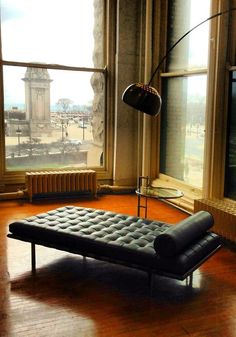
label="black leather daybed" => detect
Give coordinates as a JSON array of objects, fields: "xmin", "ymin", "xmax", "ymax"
[{"xmin": 7, "ymin": 206, "xmax": 221, "ymax": 289}]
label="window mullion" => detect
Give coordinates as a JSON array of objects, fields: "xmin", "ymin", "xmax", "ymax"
[
  {"xmin": 1, "ymin": 60, "xmax": 106, "ymax": 74},
  {"xmin": 160, "ymin": 68, "xmax": 207, "ymax": 78}
]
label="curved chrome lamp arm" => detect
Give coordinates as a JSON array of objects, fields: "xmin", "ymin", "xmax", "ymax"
[{"xmin": 122, "ymin": 7, "xmax": 236, "ymax": 116}]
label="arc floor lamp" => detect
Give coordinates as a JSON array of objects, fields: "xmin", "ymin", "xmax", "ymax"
[{"xmin": 122, "ymin": 7, "xmax": 236, "ymax": 117}]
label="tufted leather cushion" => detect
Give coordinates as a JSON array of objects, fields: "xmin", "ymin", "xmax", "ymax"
[
  {"xmin": 9, "ymin": 206, "xmax": 168, "ymax": 257},
  {"xmin": 8, "ymin": 206, "xmax": 221, "ymax": 278},
  {"xmin": 153, "ymin": 211, "xmax": 214, "ymax": 257}
]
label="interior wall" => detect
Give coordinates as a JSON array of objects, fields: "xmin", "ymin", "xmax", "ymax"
[{"xmin": 113, "ymin": 0, "xmax": 143, "ymax": 187}]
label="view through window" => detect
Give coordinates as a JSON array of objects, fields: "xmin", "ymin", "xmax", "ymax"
[
  {"xmin": 160, "ymin": 0, "xmax": 210, "ymax": 188},
  {"xmin": 1, "ymin": 0, "xmax": 105, "ymax": 171}
]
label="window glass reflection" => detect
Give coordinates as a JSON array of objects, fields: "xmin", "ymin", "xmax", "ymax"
[
  {"xmin": 160, "ymin": 75, "xmax": 207, "ymax": 188},
  {"xmin": 167, "ymin": 0, "xmax": 210, "ymax": 71}
]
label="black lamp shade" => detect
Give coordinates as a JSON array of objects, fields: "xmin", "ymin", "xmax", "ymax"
[{"xmin": 122, "ymin": 83, "xmax": 162, "ymax": 116}]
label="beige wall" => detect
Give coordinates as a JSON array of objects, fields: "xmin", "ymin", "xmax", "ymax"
[{"xmin": 112, "ymin": 0, "xmax": 143, "ymax": 186}]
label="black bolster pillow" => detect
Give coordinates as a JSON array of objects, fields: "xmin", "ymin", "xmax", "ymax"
[{"xmin": 154, "ymin": 211, "xmax": 214, "ymax": 257}]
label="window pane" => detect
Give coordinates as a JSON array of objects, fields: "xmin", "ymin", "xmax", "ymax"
[
  {"xmin": 160, "ymin": 75, "xmax": 207, "ymax": 188},
  {"xmin": 167, "ymin": 0, "xmax": 210, "ymax": 71},
  {"xmin": 1, "ymin": 0, "xmax": 104, "ymax": 67},
  {"xmin": 225, "ymin": 71, "xmax": 236, "ymax": 199},
  {"xmin": 4, "ymin": 66, "xmax": 105, "ymax": 171}
]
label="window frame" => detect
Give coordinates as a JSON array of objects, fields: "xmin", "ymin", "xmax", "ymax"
[
  {"xmin": 150, "ymin": 0, "xmax": 212, "ymax": 211},
  {"xmin": 0, "ymin": 0, "xmax": 115, "ymax": 190},
  {"xmin": 153, "ymin": 0, "xmax": 236, "ymax": 211}
]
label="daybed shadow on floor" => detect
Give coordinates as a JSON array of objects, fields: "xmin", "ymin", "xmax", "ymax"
[{"xmin": 10, "ymin": 255, "xmax": 202, "ymax": 304}]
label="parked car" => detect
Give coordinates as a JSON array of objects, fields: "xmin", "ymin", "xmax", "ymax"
[{"xmin": 65, "ymin": 139, "xmax": 82, "ymax": 145}]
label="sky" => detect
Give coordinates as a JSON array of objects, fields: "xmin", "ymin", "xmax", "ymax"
[{"xmin": 1, "ymin": 0, "xmax": 100, "ymax": 107}]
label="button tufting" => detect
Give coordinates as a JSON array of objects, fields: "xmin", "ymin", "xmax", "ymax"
[{"xmin": 8, "ymin": 206, "xmax": 221, "ymax": 277}]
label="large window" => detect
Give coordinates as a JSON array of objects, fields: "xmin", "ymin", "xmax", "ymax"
[
  {"xmin": 160, "ymin": 0, "xmax": 211, "ymax": 188},
  {"xmin": 225, "ymin": 71, "xmax": 236, "ymax": 199},
  {"xmin": 1, "ymin": 0, "xmax": 106, "ymax": 172}
]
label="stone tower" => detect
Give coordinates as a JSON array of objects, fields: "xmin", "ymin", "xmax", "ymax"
[{"xmin": 22, "ymin": 67, "xmax": 52, "ymax": 136}]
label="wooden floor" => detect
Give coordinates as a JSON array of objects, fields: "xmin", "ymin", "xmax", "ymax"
[{"xmin": 1, "ymin": 194, "xmax": 236, "ymax": 337}]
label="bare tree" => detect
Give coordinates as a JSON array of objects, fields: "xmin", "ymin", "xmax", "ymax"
[{"xmin": 56, "ymin": 98, "xmax": 73, "ymax": 113}]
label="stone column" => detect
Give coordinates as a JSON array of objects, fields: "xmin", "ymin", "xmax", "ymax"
[
  {"xmin": 91, "ymin": 0, "xmax": 104, "ymax": 147},
  {"xmin": 113, "ymin": 0, "xmax": 142, "ymax": 186}
]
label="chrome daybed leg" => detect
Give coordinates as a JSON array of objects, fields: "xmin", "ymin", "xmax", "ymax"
[
  {"xmin": 31, "ymin": 243, "xmax": 36, "ymax": 273},
  {"xmin": 82, "ymin": 256, "xmax": 87, "ymax": 268},
  {"xmin": 186, "ymin": 273, "xmax": 193, "ymax": 287}
]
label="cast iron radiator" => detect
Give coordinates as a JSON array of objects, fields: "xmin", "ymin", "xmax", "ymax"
[
  {"xmin": 26, "ymin": 170, "xmax": 97, "ymax": 202},
  {"xmin": 194, "ymin": 198, "xmax": 236, "ymax": 242}
]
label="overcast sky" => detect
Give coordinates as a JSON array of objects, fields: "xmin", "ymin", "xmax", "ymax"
[{"xmin": 1, "ymin": 0, "xmax": 97, "ymax": 107}]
